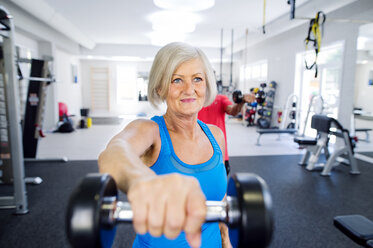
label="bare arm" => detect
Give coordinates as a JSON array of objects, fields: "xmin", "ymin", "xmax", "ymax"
[
  {"xmin": 98, "ymin": 119, "xmax": 158, "ymax": 193},
  {"xmin": 98, "ymin": 119, "xmax": 206, "ymax": 248},
  {"xmin": 225, "ymin": 93, "xmax": 256, "ymax": 116},
  {"xmin": 208, "ymin": 125, "xmax": 232, "ymax": 247}
]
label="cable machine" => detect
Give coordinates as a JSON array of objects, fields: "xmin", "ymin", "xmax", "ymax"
[{"xmin": 0, "ymin": 6, "xmax": 28, "ymax": 214}]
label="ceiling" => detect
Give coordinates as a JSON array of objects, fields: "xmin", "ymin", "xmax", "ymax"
[
  {"xmin": 11, "ymin": 0, "xmax": 314, "ymax": 48},
  {"xmin": 8, "ymin": 0, "xmax": 372, "ymax": 55},
  {"xmin": 40, "ymin": 0, "xmax": 310, "ymax": 48}
]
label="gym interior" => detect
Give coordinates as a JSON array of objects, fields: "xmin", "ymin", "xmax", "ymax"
[{"xmin": 1, "ymin": 0, "xmax": 373, "ymax": 247}]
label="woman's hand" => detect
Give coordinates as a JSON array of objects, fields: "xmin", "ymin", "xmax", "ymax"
[{"xmin": 127, "ymin": 173, "xmax": 207, "ymax": 248}]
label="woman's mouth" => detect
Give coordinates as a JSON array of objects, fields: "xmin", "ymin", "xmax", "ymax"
[{"xmin": 181, "ymin": 98, "xmax": 196, "ymax": 103}]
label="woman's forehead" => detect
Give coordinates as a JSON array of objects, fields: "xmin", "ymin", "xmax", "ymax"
[{"xmin": 174, "ymin": 58, "xmax": 204, "ymax": 73}]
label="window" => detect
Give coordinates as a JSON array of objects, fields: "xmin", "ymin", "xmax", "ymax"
[
  {"xmin": 240, "ymin": 60, "xmax": 268, "ymax": 92},
  {"xmin": 294, "ymin": 41, "xmax": 344, "ymax": 137}
]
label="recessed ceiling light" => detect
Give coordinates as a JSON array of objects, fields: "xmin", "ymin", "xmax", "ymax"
[
  {"xmin": 153, "ymin": 0, "xmax": 215, "ymax": 11},
  {"xmin": 150, "ymin": 11, "xmax": 200, "ymax": 33}
]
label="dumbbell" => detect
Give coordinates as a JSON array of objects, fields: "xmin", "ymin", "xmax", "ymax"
[
  {"xmin": 232, "ymin": 90, "xmax": 243, "ymax": 104},
  {"xmin": 66, "ymin": 173, "xmax": 273, "ymax": 248}
]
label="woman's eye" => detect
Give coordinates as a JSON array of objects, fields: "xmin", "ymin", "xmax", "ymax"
[
  {"xmin": 172, "ymin": 78, "xmax": 182, "ymax": 84},
  {"xmin": 194, "ymin": 77, "xmax": 203, "ymax": 82}
]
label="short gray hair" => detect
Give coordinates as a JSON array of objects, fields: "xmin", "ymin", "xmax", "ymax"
[{"xmin": 148, "ymin": 42, "xmax": 217, "ymax": 107}]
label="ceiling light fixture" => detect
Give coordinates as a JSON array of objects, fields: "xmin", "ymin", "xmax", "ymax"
[
  {"xmin": 153, "ymin": 0, "xmax": 215, "ymax": 12},
  {"xmin": 150, "ymin": 11, "xmax": 200, "ymax": 33}
]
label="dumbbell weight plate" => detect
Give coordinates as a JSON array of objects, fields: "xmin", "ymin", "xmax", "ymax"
[
  {"xmin": 67, "ymin": 173, "xmax": 274, "ymax": 248},
  {"xmin": 227, "ymin": 173, "xmax": 273, "ymax": 248},
  {"xmin": 66, "ymin": 174, "xmax": 117, "ymax": 248},
  {"xmin": 232, "ymin": 90, "xmax": 243, "ymax": 104}
]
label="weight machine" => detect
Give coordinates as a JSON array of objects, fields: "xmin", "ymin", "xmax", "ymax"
[{"xmin": 0, "ymin": 6, "xmax": 28, "ymax": 214}]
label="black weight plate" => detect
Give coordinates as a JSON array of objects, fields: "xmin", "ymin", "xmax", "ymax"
[
  {"xmin": 66, "ymin": 173, "xmax": 118, "ymax": 248},
  {"xmin": 227, "ymin": 173, "xmax": 273, "ymax": 248},
  {"xmin": 257, "ymin": 118, "xmax": 270, "ymax": 129},
  {"xmin": 233, "ymin": 90, "xmax": 243, "ymax": 103}
]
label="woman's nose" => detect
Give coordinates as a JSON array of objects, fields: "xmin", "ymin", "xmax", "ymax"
[{"xmin": 183, "ymin": 80, "xmax": 194, "ymax": 93}]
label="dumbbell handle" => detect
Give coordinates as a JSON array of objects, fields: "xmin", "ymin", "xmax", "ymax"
[{"xmin": 101, "ymin": 196, "xmax": 240, "ymax": 227}]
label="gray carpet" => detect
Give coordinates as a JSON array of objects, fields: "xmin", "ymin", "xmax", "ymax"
[
  {"xmin": 0, "ymin": 155, "xmax": 372, "ymax": 247},
  {"xmin": 357, "ymin": 151, "xmax": 373, "ymax": 158}
]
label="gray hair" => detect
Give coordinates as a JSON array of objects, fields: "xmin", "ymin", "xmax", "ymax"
[{"xmin": 148, "ymin": 42, "xmax": 217, "ymax": 107}]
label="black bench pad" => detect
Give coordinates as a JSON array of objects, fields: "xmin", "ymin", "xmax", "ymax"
[
  {"xmin": 294, "ymin": 137, "xmax": 317, "ymax": 145},
  {"xmin": 256, "ymin": 128, "xmax": 297, "ymax": 134},
  {"xmin": 334, "ymin": 215, "xmax": 373, "ymax": 246},
  {"xmin": 356, "ymin": 128, "xmax": 372, "ymax": 132}
]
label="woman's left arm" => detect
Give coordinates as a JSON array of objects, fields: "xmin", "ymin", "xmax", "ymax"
[
  {"xmin": 208, "ymin": 125, "xmax": 232, "ymax": 248},
  {"xmin": 219, "ymin": 222, "xmax": 232, "ymax": 248}
]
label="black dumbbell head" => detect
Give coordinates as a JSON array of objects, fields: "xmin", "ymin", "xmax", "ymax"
[
  {"xmin": 266, "ymin": 90, "xmax": 274, "ymax": 98},
  {"xmin": 232, "ymin": 90, "xmax": 243, "ymax": 104},
  {"xmin": 269, "ymin": 81, "xmax": 277, "ymax": 89},
  {"xmin": 66, "ymin": 173, "xmax": 118, "ymax": 248},
  {"xmin": 227, "ymin": 173, "xmax": 273, "ymax": 248},
  {"xmin": 257, "ymin": 117, "xmax": 270, "ymax": 129}
]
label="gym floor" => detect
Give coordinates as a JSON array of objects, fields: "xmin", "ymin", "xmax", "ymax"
[
  {"xmin": 1, "ymin": 116, "xmax": 372, "ymax": 248},
  {"xmin": 36, "ymin": 116, "xmax": 373, "ymax": 160}
]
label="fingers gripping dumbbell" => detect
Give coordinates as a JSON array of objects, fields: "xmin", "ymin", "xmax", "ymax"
[{"xmin": 66, "ymin": 173, "xmax": 274, "ymax": 248}]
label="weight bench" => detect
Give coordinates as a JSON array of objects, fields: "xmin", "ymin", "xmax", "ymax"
[
  {"xmin": 355, "ymin": 128, "xmax": 372, "ymax": 143},
  {"xmin": 334, "ymin": 215, "xmax": 373, "ymax": 247},
  {"xmin": 256, "ymin": 128, "xmax": 297, "ymax": 145},
  {"xmin": 294, "ymin": 135, "xmax": 330, "ymax": 166},
  {"xmin": 294, "ymin": 114, "xmax": 360, "ymax": 176}
]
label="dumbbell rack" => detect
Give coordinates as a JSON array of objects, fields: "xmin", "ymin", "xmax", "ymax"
[
  {"xmin": 0, "ymin": 6, "xmax": 29, "ymax": 214},
  {"xmin": 257, "ymin": 82, "xmax": 277, "ymax": 128}
]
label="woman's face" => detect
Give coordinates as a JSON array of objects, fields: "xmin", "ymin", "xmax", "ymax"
[{"xmin": 166, "ymin": 58, "xmax": 207, "ymax": 117}]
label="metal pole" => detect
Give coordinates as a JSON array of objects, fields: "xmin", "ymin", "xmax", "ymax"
[
  {"xmin": 230, "ymin": 29, "xmax": 234, "ymax": 88},
  {"xmin": 220, "ymin": 28, "xmax": 223, "ymax": 82},
  {"xmin": 0, "ymin": 6, "xmax": 28, "ymax": 214}
]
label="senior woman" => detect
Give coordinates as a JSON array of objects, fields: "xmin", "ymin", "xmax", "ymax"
[{"xmin": 98, "ymin": 42, "xmax": 231, "ymax": 248}]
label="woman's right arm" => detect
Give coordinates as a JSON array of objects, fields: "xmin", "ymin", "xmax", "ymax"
[
  {"xmin": 98, "ymin": 119, "xmax": 159, "ymax": 193},
  {"xmin": 97, "ymin": 119, "xmax": 206, "ymax": 248}
]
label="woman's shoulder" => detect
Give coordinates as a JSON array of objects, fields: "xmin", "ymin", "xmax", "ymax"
[
  {"xmin": 125, "ymin": 118, "xmax": 160, "ymax": 133},
  {"xmin": 206, "ymin": 124, "xmax": 224, "ymax": 142}
]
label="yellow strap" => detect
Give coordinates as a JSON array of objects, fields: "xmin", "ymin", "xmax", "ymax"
[{"xmin": 312, "ymin": 12, "xmax": 322, "ymax": 51}]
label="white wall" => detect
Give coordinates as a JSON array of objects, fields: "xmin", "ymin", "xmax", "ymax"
[
  {"xmin": 80, "ymin": 59, "xmax": 165, "ymax": 117},
  {"xmin": 1, "ymin": 1, "xmax": 80, "ymax": 54},
  {"xmin": 354, "ymin": 61, "xmax": 373, "ymax": 129},
  {"xmin": 355, "ymin": 62, "xmax": 373, "ymax": 113},
  {"xmin": 55, "ymin": 49, "xmax": 82, "ymax": 117},
  {"xmin": 240, "ymin": 0, "xmax": 373, "ymax": 128},
  {"xmin": 14, "ymin": 32, "xmax": 38, "ymax": 57}
]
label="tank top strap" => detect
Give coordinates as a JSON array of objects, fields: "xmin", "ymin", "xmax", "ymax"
[
  {"xmin": 197, "ymin": 120, "xmax": 222, "ymax": 155},
  {"xmin": 150, "ymin": 116, "xmax": 171, "ymax": 155}
]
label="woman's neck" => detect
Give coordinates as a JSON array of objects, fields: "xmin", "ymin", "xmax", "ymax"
[{"xmin": 163, "ymin": 111, "xmax": 200, "ymax": 139}]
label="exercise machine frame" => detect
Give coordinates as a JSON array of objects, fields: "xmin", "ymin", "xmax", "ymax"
[
  {"xmin": 295, "ymin": 114, "xmax": 360, "ymax": 176},
  {"xmin": 0, "ymin": 6, "xmax": 28, "ymax": 214}
]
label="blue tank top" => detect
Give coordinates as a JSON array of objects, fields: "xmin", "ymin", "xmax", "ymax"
[{"xmin": 132, "ymin": 115, "xmax": 227, "ymax": 248}]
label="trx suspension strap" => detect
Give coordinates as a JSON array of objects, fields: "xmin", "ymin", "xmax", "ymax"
[{"xmin": 304, "ymin": 11, "xmax": 326, "ymax": 78}]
